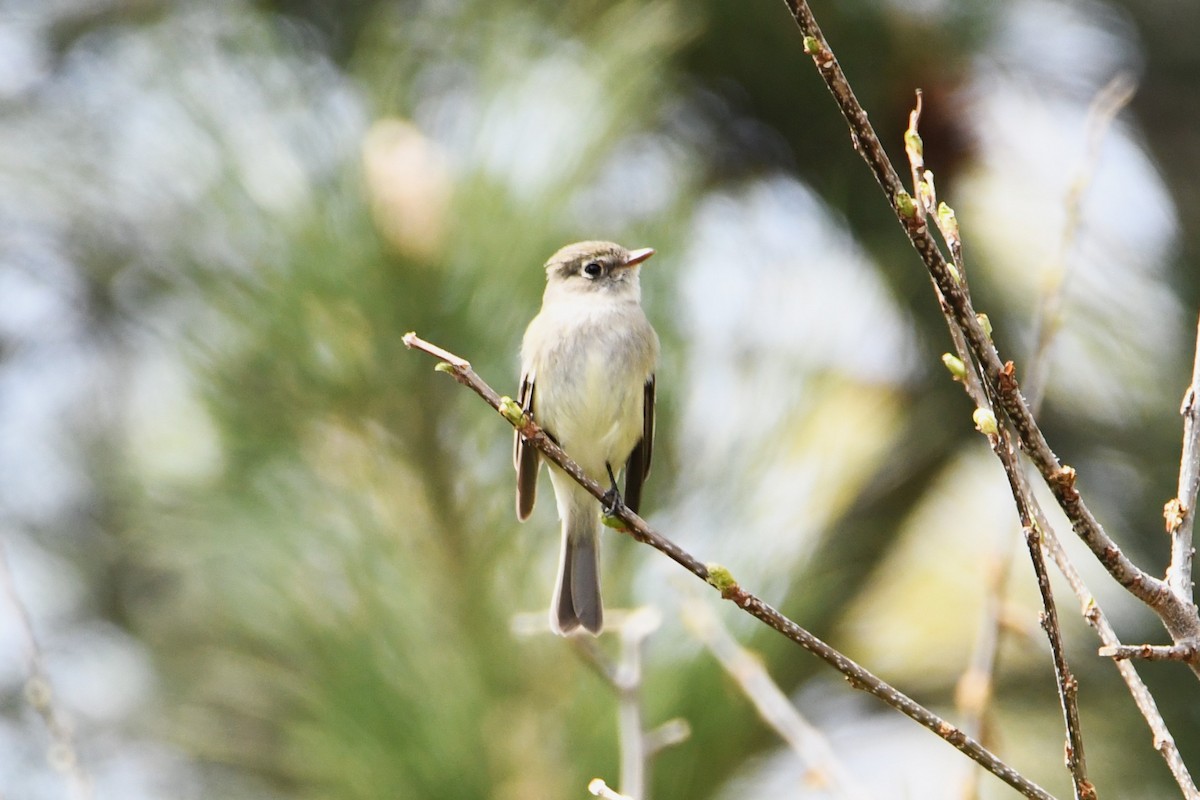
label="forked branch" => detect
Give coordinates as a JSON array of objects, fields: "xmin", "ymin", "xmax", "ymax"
[{"xmin": 779, "ymin": 0, "xmax": 1200, "ymax": 652}]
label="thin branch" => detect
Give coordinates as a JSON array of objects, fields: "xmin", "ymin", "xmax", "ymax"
[
  {"xmin": 519, "ymin": 607, "xmax": 688, "ymax": 800},
  {"xmin": 0, "ymin": 540, "xmax": 92, "ymax": 800},
  {"xmin": 901, "ymin": 77, "xmax": 1199, "ymax": 798},
  {"xmin": 904, "ymin": 98, "xmax": 1094, "ymax": 800},
  {"xmin": 1025, "ymin": 522, "xmax": 1092, "ymax": 800},
  {"xmin": 1099, "ymin": 643, "xmax": 1200, "ymax": 663},
  {"xmin": 1035, "ymin": 504, "xmax": 1200, "ymax": 800},
  {"xmin": 912, "ymin": 151, "xmax": 1198, "ymax": 800},
  {"xmin": 992, "ymin": 438, "xmax": 1093, "ymax": 800},
  {"xmin": 1025, "ymin": 73, "xmax": 1137, "ymax": 413},
  {"xmin": 681, "ymin": 599, "xmax": 869, "ymax": 800},
  {"xmin": 1166, "ymin": 313, "xmax": 1200, "ymax": 607},
  {"xmin": 404, "ymin": 332, "xmax": 1057, "ymax": 800},
  {"xmin": 612, "ymin": 608, "xmax": 662, "ymax": 800},
  {"xmin": 904, "ymin": 118, "xmax": 1015, "ymax": 799},
  {"xmin": 779, "ymin": 0, "xmax": 1200, "ymax": 651},
  {"xmin": 946, "ymin": 316, "xmax": 1017, "ymax": 791},
  {"xmin": 960, "ymin": 364, "xmax": 1093, "ymax": 800},
  {"xmin": 573, "ymin": 631, "xmax": 652, "ymax": 798},
  {"xmin": 955, "ymin": 534, "xmax": 1019, "ymax": 800}
]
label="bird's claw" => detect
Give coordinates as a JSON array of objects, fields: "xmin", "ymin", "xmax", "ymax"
[
  {"xmin": 601, "ymin": 488, "xmax": 623, "ymax": 517},
  {"xmin": 602, "ymin": 462, "xmax": 624, "ymax": 516}
]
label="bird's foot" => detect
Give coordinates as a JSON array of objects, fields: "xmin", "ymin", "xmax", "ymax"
[{"xmin": 601, "ymin": 463, "xmax": 624, "ymax": 517}]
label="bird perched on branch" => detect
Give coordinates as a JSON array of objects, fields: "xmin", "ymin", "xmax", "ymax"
[{"xmin": 514, "ymin": 241, "xmax": 659, "ymax": 635}]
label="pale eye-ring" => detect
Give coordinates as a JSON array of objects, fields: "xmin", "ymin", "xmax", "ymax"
[{"xmin": 582, "ymin": 261, "xmax": 603, "ymax": 279}]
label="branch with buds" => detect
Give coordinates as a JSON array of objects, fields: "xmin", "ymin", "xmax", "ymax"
[
  {"xmin": 780, "ymin": 0, "xmax": 1200, "ymax": 795},
  {"xmin": 783, "ymin": 0, "xmax": 1200, "ymax": 660},
  {"xmin": 404, "ymin": 331, "xmax": 1056, "ymax": 800}
]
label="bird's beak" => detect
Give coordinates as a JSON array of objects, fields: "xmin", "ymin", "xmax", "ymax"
[{"xmin": 620, "ymin": 247, "xmax": 655, "ymax": 268}]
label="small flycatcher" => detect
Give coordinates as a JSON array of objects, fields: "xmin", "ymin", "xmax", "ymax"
[{"xmin": 514, "ymin": 241, "xmax": 659, "ymax": 635}]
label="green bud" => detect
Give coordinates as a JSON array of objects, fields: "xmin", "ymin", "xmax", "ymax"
[
  {"xmin": 601, "ymin": 514, "xmax": 627, "ymax": 530},
  {"xmin": 976, "ymin": 312, "xmax": 992, "ymax": 339},
  {"xmin": 705, "ymin": 563, "xmax": 737, "ymax": 594},
  {"xmin": 905, "ymin": 129, "xmax": 924, "ymax": 160},
  {"xmin": 434, "ymin": 362, "xmax": 454, "ymax": 374},
  {"xmin": 942, "ymin": 353, "xmax": 966, "ymax": 380},
  {"xmin": 973, "ymin": 407, "xmax": 998, "ymax": 436},
  {"xmin": 895, "ymin": 190, "xmax": 917, "ymax": 219},
  {"xmin": 937, "ymin": 202, "xmax": 959, "ymax": 239},
  {"xmin": 499, "ymin": 396, "xmax": 526, "ymax": 427},
  {"xmin": 802, "ymin": 36, "xmax": 821, "ymax": 55},
  {"xmin": 947, "ymin": 263, "xmax": 962, "ymax": 286}
]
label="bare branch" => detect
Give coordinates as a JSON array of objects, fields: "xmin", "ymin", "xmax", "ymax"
[
  {"xmin": 1025, "ymin": 73, "xmax": 1137, "ymax": 412},
  {"xmin": 1167, "ymin": 314, "xmax": 1200, "ymax": 607},
  {"xmin": 1037, "ymin": 507, "xmax": 1200, "ymax": 799},
  {"xmin": 909, "ymin": 111, "xmax": 1021, "ymax": 800},
  {"xmin": 1099, "ymin": 643, "xmax": 1200, "ymax": 663},
  {"xmin": 955, "ymin": 537, "xmax": 1018, "ymax": 800},
  {"xmin": 982, "ymin": 418, "xmax": 1092, "ymax": 798},
  {"xmin": 575, "ymin": 631, "xmax": 654, "ymax": 800},
  {"xmin": 778, "ymin": 0, "xmax": 1200, "ymax": 656},
  {"xmin": 614, "ymin": 608, "xmax": 660, "ymax": 800},
  {"xmin": 404, "ymin": 332, "xmax": 1057, "ymax": 800},
  {"xmin": 682, "ymin": 599, "xmax": 869, "ymax": 800},
  {"xmin": 899, "ymin": 78, "xmax": 1199, "ymax": 799},
  {"xmin": 1022, "ymin": 524, "xmax": 1091, "ymax": 797},
  {"xmin": 1026, "ymin": 529, "xmax": 1093, "ymax": 800},
  {"xmin": 519, "ymin": 607, "xmax": 687, "ymax": 800}
]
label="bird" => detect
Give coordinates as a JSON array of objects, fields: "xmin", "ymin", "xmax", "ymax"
[{"xmin": 514, "ymin": 240, "xmax": 659, "ymax": 635}]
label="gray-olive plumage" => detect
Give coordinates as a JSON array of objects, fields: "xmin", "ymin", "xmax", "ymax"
[{"xmin": 514, "ymin": 241, "xmax": 659, "ymax": 635}]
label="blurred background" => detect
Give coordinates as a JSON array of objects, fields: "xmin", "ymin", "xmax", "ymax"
[{"xmin": 2, "ymin": 0, "xmax": 1199, "ymax": 797}]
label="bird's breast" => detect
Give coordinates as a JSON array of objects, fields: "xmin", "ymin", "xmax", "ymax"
[{"xmin": 521, "ymin": 300, "xmax": 657, "ymax": 477}]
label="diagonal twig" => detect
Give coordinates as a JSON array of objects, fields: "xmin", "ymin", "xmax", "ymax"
[
  {"xmin": 907, "ymin": 102, "xmax": 1017, "ymax": 797},
  {"xmin": 682, "ymin": 598, "xmax": 869, "ymax": 800},
  {"xmin": 993, "ymin": 431, "xmax": 1094, "ymax": 800},
  {"xmin": 403, "ymin": 331, "xmax": 1057, "ymax": 800},
  {"xmin": 948, "ymin": 262, "xmax": 1096, "ymax": 800},
  {"xmin": 945, "ymin": 326, "xmax": 1093, "ymax": 797}
]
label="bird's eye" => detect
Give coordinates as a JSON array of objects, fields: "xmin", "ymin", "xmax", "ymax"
[{"xmin": 582, "ymin": 261, "xmax": 603, "ymax": 279}]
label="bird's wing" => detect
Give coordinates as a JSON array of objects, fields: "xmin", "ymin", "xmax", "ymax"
[
  {"xmin": 514, "ymin": 371, "xmax": 540, "ymax": 521},
  {"xmin": 622, "ymin": 374, "xmax": 655, "ymax": 515}
]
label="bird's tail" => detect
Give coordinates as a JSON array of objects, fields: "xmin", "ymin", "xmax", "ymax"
[{"xmin": 551, "ymin": 500, "xmax": 602, "ymax": 635}]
